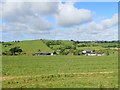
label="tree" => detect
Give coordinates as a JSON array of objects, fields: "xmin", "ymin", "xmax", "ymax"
[
  {"xmin": 73, "ymin": 50, "xmax": 80, "ymax": 55},
  {"xmin": 9, "ymin": 47, "xmax": 23, "ymax": 55},
  {"xmin": 106, "ymin": 51, "xmax": 109, "ymax": 56},
  {"xmin": 2, "ymin": 51, "xmax": 11, "ymax": 55},
  {"xmin": 18, "ymin": 49, "xmax": 23, "ymax": 54},
  {"xmin": 38, "ymin": 49, "xmax": 41, "ymax": 52},
  {"xmin": 71, "ymin": 46, "xmax": 76, "ymax": 50},
  {"xmin": 59, "ymin": 48, "xmax": 65, "ymax": 55},
  {"xmin": 53, "ymin": 51, "xmax": 57, "ymax": 55}
]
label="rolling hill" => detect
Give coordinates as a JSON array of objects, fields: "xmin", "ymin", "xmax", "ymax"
[
  {"xmin": 1, "ymin": 39, "xmax": 118, "ymax": 56},
  {"xmin": 2, "ymin": 40, "xmax": 53, "ymax": 55}
]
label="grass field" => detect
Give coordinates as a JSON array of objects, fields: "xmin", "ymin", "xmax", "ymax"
[{"xmin": 2, "ymin": 54, "xmax": 118, "ymax": 88}]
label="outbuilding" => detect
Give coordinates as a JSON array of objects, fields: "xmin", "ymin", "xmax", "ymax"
[
  {"xmin": 82, "ymin": 50, "xmax": 104, "ymax": 56},
  {"xmin": 32, "ymin": 52, "xmax": 54, "ymax": 56},
  {"xmin": 82, "ymin": 50, "xmax": 93, "ymax": 54}
]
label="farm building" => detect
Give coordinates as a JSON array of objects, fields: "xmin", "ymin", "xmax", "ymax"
[
  {"xmin": 96, "ymin": 52, "xmax": 105, "ymax": 56},
  {"xmin": 85, "ymin": 52, "xmax": 104, "ymax": 56},
  {"xmin": 32, "ymin": 52, "xmax": 54, "ymax": 56},
  {"xmin": 85, "ymin": 52, "xmax": 96, "ymax": 56},
  {"xmin": 82, "ymin": 50, "xmax": 104, "ymax": 56},
  {"xmin": 82, "ymin": 50, "xmax": 93, "ymax": 54}
]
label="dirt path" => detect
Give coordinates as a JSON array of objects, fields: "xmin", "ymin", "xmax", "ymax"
[{"xmin": 1, "ymin": 71, "xmax": 114, "ymax": 81}]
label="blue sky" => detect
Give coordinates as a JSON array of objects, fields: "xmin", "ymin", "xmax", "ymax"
[
  {"xmin": 0, "ymin": 1, "xmax": 118, "ymax": 41},
  {"xmin": 74, "ymin": 2, "xmax": 118, "ymax": 18}
]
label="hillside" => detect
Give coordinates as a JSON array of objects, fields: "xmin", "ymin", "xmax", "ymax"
[
  {"xmin": 1, "ymin": 39, "xmax": 118, "ymax": 56},
  {"xmin": 2, "ymin": 40, "xmax": 53, "ymax": 55}
]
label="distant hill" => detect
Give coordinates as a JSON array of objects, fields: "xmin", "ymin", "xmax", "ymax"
[
  {"xmin": 1, "ymin": 39, "xmax": 118, "ymax": 56},
  {"xmin": 2, "ymin": 40, "xmax": 53, "ymax": 55}
]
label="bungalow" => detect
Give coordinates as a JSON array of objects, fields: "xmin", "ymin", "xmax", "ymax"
[{"xmin": 32, "ymin": 52, "xmax": 54, "ymax": 56}]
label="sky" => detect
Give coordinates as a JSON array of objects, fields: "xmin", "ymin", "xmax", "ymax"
[{"xmin": 0, "ymin": 1, "xmax": 118, "ymax": 41}]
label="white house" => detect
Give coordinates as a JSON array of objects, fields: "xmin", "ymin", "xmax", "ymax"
[
  {"xmin": 82, "ymin": 50, "xmax": 104, "ymax": 56},
  {"xmin": 82, "ymin": 50, "xmax": 93, "ymax": 54},
  {"xmin": 51, "ymin": 53, "xmax": 54, "ymax": 55}
]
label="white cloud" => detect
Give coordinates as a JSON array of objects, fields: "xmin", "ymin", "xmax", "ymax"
[
  {"xmin": 53, "ymin": 13, "xmax": 118, "ymax": 41},
  {"xmin": 1, "ymin": 1, "xmax": 118, "ymax": 41},
  {"xmin": 2, "ymin": 1, "xmax": 58, "ymax": 21},
  {"xmin": 87, "ymin": 13, "xmax": 118, "ymax": 31},
  {"xmin": 101, "ymin": 13, "xmax": 118, "ymax": 28},
  {"xmin": 1, "ymin": 1, "xmax": 56, "ymax": 32},
  {"xmin": 88, "ymin": 21, "xmax": 104, "ymax": 30},
  {"xmin": 31, "ymin": 2, "xmax": 59, "ymax": 15},
  {"xmin": 56, "ymin": 2, "xmax": 92, "ymax": 27},
  {"xmin": 72, "ymin": 13, "xmax": 118, "ymax": 41},
  {"xmin": 2, "ymin": 15, "xmax": 53, "ymax": 33},
  {"xmin": 2, "ymin": 23, "xmax": 28, "ymax": 32},
  {"xmin": 25, "ymin": 15, "xmax": 53, "ymax": 31},
  {"xmin": 2, "ymin": 2, "xmax": 31, "ymax": 22}
]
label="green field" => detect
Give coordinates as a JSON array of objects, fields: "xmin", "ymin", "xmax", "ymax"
[
  {"xmin": 2, "ymin": 55, "xmax": 118, "ymax": 88},
  {"xmin": 1, "ymin": 40, "xmax": 119, "ymax": 88}
]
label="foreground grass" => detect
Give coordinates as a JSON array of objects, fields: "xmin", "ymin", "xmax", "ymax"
[{"xmin": 2, "ymin": 55, "xmax": 118, "ymax": 88}]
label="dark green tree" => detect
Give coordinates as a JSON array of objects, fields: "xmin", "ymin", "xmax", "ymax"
[{"xmin": 9, "ymin": 47, "xmax": 23, "ymax": 55}]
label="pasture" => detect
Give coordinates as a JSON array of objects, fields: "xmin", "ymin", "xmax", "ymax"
[{"xmin": 2, "ymin": 55, "xmax": 118, "ymax": 88}]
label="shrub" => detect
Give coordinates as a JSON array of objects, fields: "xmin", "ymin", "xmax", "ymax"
[{"xmin": 2, "ymin": 51, "xmax": 11, "ymax": 55}]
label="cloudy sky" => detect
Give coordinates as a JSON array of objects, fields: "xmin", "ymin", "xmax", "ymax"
[{"xmin": 0, "ymin": 1, "xmax": 118, "ymax": 41}]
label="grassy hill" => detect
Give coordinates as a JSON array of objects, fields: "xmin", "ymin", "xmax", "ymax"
[
  {"xmin": 0, "ymin": 43, "xmax": 2, "ymax": 55},
  {"xmin": 2, "ymin": 40, "xmax": 53, "ymax": 55}
]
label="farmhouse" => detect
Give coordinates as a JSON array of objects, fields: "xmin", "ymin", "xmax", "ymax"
[
  {"xmin": 85, "ymin": 52, "xmax": 104, "ymax": 56},
  {"xmin": 82, "ymin": 50, "xmax": 104, "ymax": 56},
  {"xmin": 32, "ymin": 52, "xmax": 54, "ymax": 56},
  {"xmin": 82, "ymin": 50, "xmax": 93, "ymax": 54}
]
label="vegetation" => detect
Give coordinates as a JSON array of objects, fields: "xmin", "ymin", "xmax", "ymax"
[
  {"xmin": 1, "ymin": 39, "xmax": 118, "ymax": 88},
  {"xmin": 2, "ymin": 54, "xmax": 118, "ymax": 88},
  {"xmin": 42, "ymin": 40, "xmax": 118, "ymax": 56},
  {"xmin": 1, "ymin": 40, "xmax": 119, "ymax": 56},
  {"xmin": 9, "ymin": 47, "xmax": 23, "ymax": 55},
  {"xmin": 2, "ymin": 40, "xmax": 53, "ymax": 56}
]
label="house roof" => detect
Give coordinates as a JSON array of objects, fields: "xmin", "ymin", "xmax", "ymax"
[
  {"xmin": 83, "ymin": 50, "xmax": 93, "ymax": 51},
  {"xmin": 86, "ymin": 52, "xmax": 96, "ymax": 54},
  {"xmin": 33, "ymin": 52, "xmax": 53, "ymax": 54}
]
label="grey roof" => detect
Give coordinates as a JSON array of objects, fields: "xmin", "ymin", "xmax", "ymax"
[
  {"xmin": 83, "ymin": 50, "xmax": 93, "ymax": 51},
  {"xmin": 33, "ymin": 52, "xmax": 53, "ymax": 55}
]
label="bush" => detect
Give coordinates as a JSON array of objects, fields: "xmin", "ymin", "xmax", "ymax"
[{"xmin": 2, "ymin": 51, "xmax": 11, "ymax": 55}]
